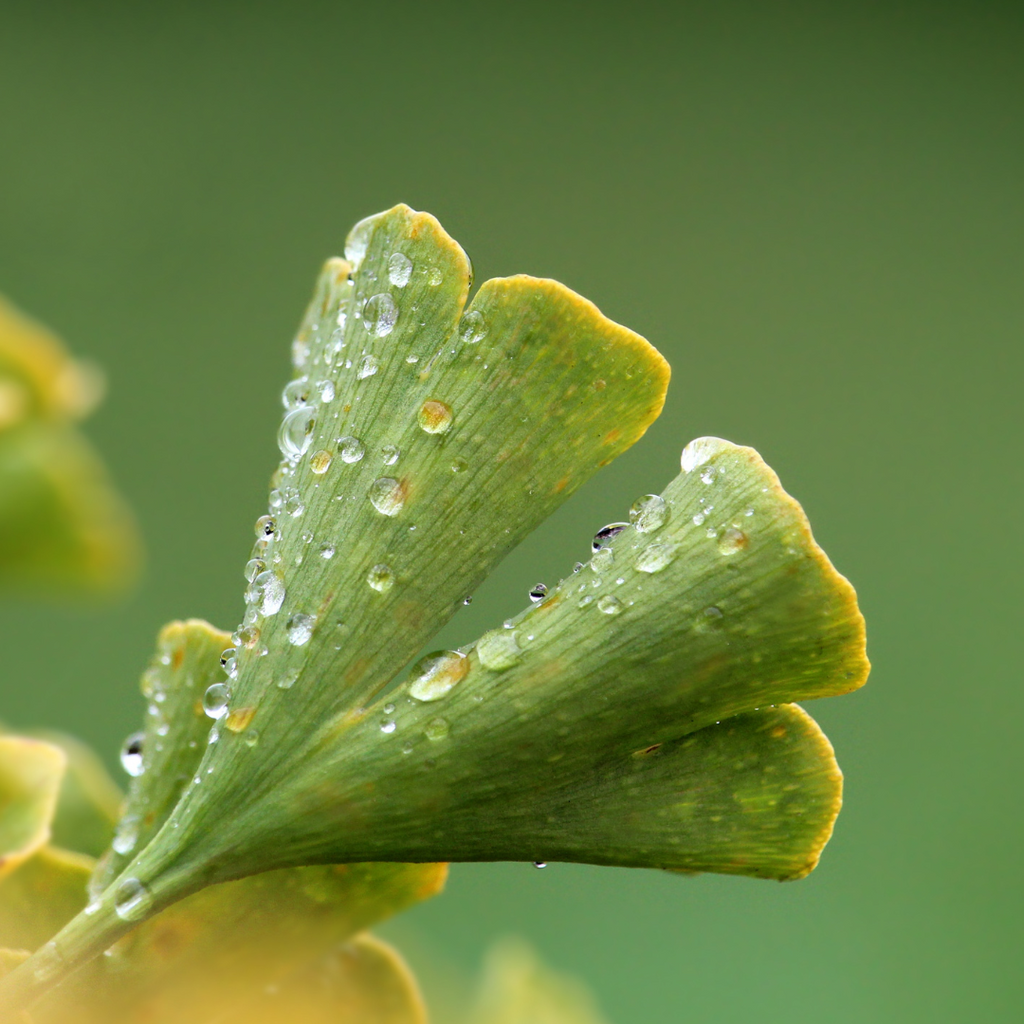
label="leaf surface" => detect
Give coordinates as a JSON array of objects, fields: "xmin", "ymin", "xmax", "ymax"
[
  {"xmin": 38, "ymin": 863, "xmax": 444, "ymax": 1023},
  {"xmin": 0, "ymin": 738, "xmax": 65, "ymax": 881}
]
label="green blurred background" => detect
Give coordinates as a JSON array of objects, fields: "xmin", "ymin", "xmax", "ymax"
[{"xmin": 1, "ymin": 1, "xmax": 1021, "ymax": 1019}]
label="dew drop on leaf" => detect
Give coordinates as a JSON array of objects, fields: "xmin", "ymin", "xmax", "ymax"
[
  {"xmin": 285, "ymin": 613, "xmax": 316, "ymax": 646},
  {"xmin": 635, "ymin": 541, "xmax": 679, "ymax": 574},
  {"xmin": 476, "ymin": 629, "xmax": 522, "ymax": 671},
  {"xmin": 408, "ymin": 650, "xmax": 469, "ymax": 701},
  {"xmin": 282, "ymin": 378, "xmax": 312, "ymax": 410},
  {"xmin": 597, "ymin": 595, "xmax": 623, "ymax": 615},
  {"xmin": 592, "ymin": 522, "xmax": 628, "ymax": 552},
  {"xmin": 424, "ymin": 717, "xmax": 450, "ymax": 741},
  {"xmin": 459, "ymin": 310, "xmax": 487, "ymax": 344},
  {"xmin": 278, "ymin": 407, "xmax": 316, "ymax": 460},
  {"xmin": 388, "ymin": 251, "xmax": 413, "ymax": 287},
  {"xmin": 114, "ymin": 878, "xmax": 152, "ymax": 922},
  {"xmin": 357, "ymin": 354, "xmax": 379, "ymax": 379},
  {"xmin": 363, "ymin": 293, "xmax": 398, "ymax": 338},
  {"xmin": 629, "ymin": 494, "xmax": 668, "ymax": 533},
  {"xmin": 119, "ymin": 732, "xmax": 145, "ymax": 777},
  {"xmin": 367, "ymin": 564, "xmax": 394, "ymax": 593},
  {"xmin": 337, "ymin": 436, "xmax": 365, "ymax": 463},
  {"xmin": 369, "ymin": 477, "xmax": 405, "ymax": 516},
  {"xmin": 309, "ymin": 449, "xmax": 333, "ymax": 474},
  {"xmin": 717, "ymin": 527, "xmax": 748, "ymax": 555},
  {"xmin": 203, "ymin": 683, "xmax": 231, "ymax": 719},
  {"xmin": 418, "ymin": 399, "xmax": 453, "ymax": 434},
  {"xmin": 529, "ymin": 583, "xmax": 548, "ymax": 602}
]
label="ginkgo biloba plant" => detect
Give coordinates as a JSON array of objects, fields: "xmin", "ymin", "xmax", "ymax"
[{"xmin": 0, "ymin": 204, "xmax": 868, "ymax": 1020}]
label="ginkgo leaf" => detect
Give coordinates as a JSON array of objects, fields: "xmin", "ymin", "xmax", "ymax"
[
  {"xmin": 0, "ymin": 737, "xmax": 65, "ymax": 882},
  {"xmin": 0, "ymin": 296, "xmax": 140, "ymax": 596},
  {"xmin": 0, "ymin": 210, "xmax": 866, "ymax": 1013},
  {"xmin": 470, "ymin": 938, "xmax": 609, "ymax": 1024},
  {"xmin": 27, "ymin": 733, "xmax": 121, "ymax": 860},
  {"xmin": 0, "ymin": 846, "xmax": 92, "ymax": 952},
  {"xmin": 227, "ymin": 933, "xmax": 428, "ymax": 1024},
  {"xmin": 35, "ymin": 863, "xmax": 444, "ymax": 1023},
  {"xmin": 91, "ymin": 620, "xmax": 231, "ymax": 894},
  {"xmin": 137, "ymin": 438, "xmax": 862, "ymax": 878}
]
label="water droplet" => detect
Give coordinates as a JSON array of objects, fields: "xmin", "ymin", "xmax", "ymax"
[
  {"xmin": 424, "ymin": 717, "xmax": 450, "ymax": 741},
  {"xmin": 680, "ymin": 436, "xmax": 729, "ymax": 473},
  {"xmin": 369, "ymin": 477, "xmax": 405, "ymax": 516},
  {"xmin": 284, "ymin": 489, "xmax": 305, "ymax": 517},
  {"xmin": 388, "ymin": 251, "xmax": 413, "ymax": 287},
  {"xmin": 592, "ymin": 522, "xmax": 628, "ymax": 552},
  {"xmin": 597, "ymin": 595, "xmax": 623, "ymax": 615},
  {"xmin": 591, "ymin": 547, "xmax": 614, "ymax": 572},
  {"xmin": 700, "ymin": 466, "xmax": 717, "ymax": 485},
  {"xmin": 409, "ymin": 650, "xmax": 469, "ymax": 701},
  {"xmin": 282, "ymin": 378, "xmax": 313, "ymax": 410},
  {"xmin": 451, "ymin": 456, "xmax": 468, "ymax": 473},
  {"xmin": 717, "ymin": 527, "xmax": 748, "ymax": 555},
  {"xmin": 338, "ymin": 436, "xmax": 365, "ymax": 463},
  {"xmin": 635, "ymin": 541, "xmax": 679, "ymax": 574},
  {"xmin": 114, "ymin": 878, "xmax": 152, "ymax": 922},
  {"xmin": 573, "ymin": 561, "xmax": 584, "ymax": 573},
  {"xmin": 316, "ymin": 379, "xmax": 335, "ymax": 403},
  {"xmin": 244, "ymin": 558, "xmax": 265, "ymax": 582},
  {"xmin": 234, "ymin": 628, "xmax": 257, "ymax": 651},
  {"xmin": 381, "ymin": 720, "xmax": 397, "ymax": 734},
  {"xmin": 533, "ymin": 861, "xmax": 547, "ymax": 869},
  {"xmin": 244, "ymin": 730, "xmax": 260, "ymax": 748},
  {"xmin": 357, "ymin": 353, "xmax": 379, "ymax": 379},
  {"xmin": 292, "ymin": 337, "xmax": 309, "ymax": 370},
  {"xmin": 381, "ymin": 444, "xmax": 400, "ymax": 465},
  {"xmin": 476, "ymin": 629, "xmax": 522, "ymax": 671},
  {"xmin": 578, "ymin": 594, "xmax": 594, "ymax": 608},
  {"xmin": 203, "ymin": 683, "xmax": 231, "ymax": 719},
  {"xmin": 367, "ymin": 564, "xmax": 394, "ymax": 593},
  {"xmin": 277, "ymin": 667, "xmax": 300, "ymax": 690},
  {"xmin": 418, "ymin": 399, "xmax": 453, "ymax": 434},
  {"xmin": 255, "ymin": 515, "xmax": 277, "ymax": 540},
  {"xmin": 112, "ymin": 816, "xmax": 139, "ymax": 855},
  {"xmin": 463, "ymin": 595, "xmax": 473, "ymax": 605},
  {"xmin": 529, "ymin": 583, "xmax": 548, "ymax": 602},
  {"xmin": 428, "ymin": 265, "xmax": 443, "ymax": 286},
  {"xmin": 286, "ymin": 613, "xmax": 316, "ymax": 646},
  {"xmin": 220, "ymin": 648, "xmax": 238, "ymax": 679},
  {"xmin": 319, "ymin": 541, "xmax": 335, "ymax": 559},
  {"xmin": 363, "ymin": 293, "xmax": 398, "ymax": 338},
  {"xmin": 703, "ymin": 605, "xmax": 724, "ymax": 621},
  {"xmin": 119, "ymin": 732, "xmax": 145, "ymax": 777},
  {"xmin": 345, "ymin": 212, "xmax": 383, "ymax": 270},
  {"xmin": 459, "ymin": 309, "xmax": 487, "ymax": 344},
  {"xmin": 629, "ymin": 494, "xmax": 668, "ymax": 533},
  {"xmin": 309, "ymin": 449, "xmax": 333, "ymax": 474},
  {"xmin": 247, "ymin": 570, "xmax": 286, "ymax": 615},
  {"xmin": 692, "ymin": 512, "xmax": 705, "ymax": 526},
  {"xmin": 278, "ymin": 407, "xmax": 316, "ymax": 460},
  {"xmin": 383, "ymin": 703, "xmax": 396, "ymax": 714}
]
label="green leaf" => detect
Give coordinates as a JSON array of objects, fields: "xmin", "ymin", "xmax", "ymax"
[
  {"xmin": 90, "ymin": 620, "xmax": 231, "ymax": 893},
  {"xmin": 0, "ymin": 737, "xmax": 65, "ymax": 880},
  {"xmin": 26, "ymin": 733, "xmax": 121, "ymax": 859},
  {"xmin": 470, "ymin": 938, "xmax": 609, "ymax": 1024},
  {"xmin": 90, "ymin": 204, "xmax": 669, "ymax": 886},
  {"xmin": 0, "ymin": 210, "xmax": 866, "ymax": 1011},
  {"xmin": 225, "ymin": 933, "xmax": 428, "ymax": 1024},
  {"xmin": 148, "ymin": 437, "xmax": 861, "ymax": 878},
  {"xmin": 0, "ymin": 296, "xmax": 140, "ymax": 596},
  {"xmin": 37, "ymin": 864, "xmax": 444, "ymax": 1023},
  {"xmin": 0, "ymin": 846, "xmax": 92, "ymax": 952}
]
